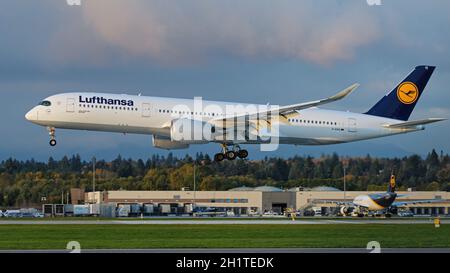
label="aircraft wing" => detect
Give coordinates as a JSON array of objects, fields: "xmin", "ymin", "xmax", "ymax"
[
  {"xmin": 312, "ymin": 200, "xmax": 355, "ymax": 206},
  {"xmin": 209, "ymin": 83, "xmax": 359, "ymax": 126},
  {"xmin": 392, "ymin": 199, "xmax": 443, "ymax": 207},
  {"xmin": 383, "ymin": 118, "xmax": 446, "ymax": 129}
]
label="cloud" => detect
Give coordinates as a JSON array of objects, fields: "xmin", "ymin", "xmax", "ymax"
[{"xmin": 66, "ymin": 0, "xmax": 381, "ymax": 66}]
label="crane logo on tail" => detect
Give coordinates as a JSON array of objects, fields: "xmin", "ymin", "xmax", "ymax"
[{"xmin": 397, "ymin": 82, "xmax": 419, "ymax": 104}]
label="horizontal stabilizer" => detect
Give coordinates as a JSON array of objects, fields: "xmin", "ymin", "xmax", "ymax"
[{"xmin": 383, "ymin": 118, "xmax": 446, "ymax": 128}]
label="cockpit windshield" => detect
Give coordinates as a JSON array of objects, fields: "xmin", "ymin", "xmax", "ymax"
[{"xmin": 39, "ymin": 100, "xmax": 51, "ymax": 106}]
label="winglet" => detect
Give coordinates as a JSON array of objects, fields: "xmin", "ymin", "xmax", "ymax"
[{"xmin": 329, "ymin": 83, "xmax": 360, "ymax": 102}]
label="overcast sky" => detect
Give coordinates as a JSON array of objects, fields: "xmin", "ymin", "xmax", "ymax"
[{"xmin": 0, "ymin": 0, "xmax": 449, "ymax": 161}]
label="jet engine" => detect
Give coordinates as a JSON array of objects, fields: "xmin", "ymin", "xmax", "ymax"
[
  {"xmin": 339, "ymin": 206, "xmax": 354, "ymax": 216},
  {"xmin": 152, "ymin": 135, "xmax": 189, "ymax": 150}
]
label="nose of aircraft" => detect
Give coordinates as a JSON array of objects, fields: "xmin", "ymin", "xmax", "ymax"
[{"xmin": 25, "ymin": 108, "xmax": 36, "ymax": 121}]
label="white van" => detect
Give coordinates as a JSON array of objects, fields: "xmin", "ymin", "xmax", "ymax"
[
  {"xmin": 4, "ymin": 210, "xmax": 21, "ymax": 218},
  {"xmin": 312, "ymin": 207, "xmax": 322, "ymax": 217}
]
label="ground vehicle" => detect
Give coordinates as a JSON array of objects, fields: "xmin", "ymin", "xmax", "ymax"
[
  {"xmin": 303, "ymin": 209, "xmax": 315, "ymax": 216},
  {"xmin": 398, "ymin": 210, "xmax": 414, "ymax": 217},
  {"xmin": 3, "ymin": 210, "xmax": 22, "ymax": 218},
  {"xmin": 262, "ymin": 210, "xmax": 281, "ymax": 217},
  {"xmin": 312, "ymin": 207, "xmax": 322, "ymax": 217}
]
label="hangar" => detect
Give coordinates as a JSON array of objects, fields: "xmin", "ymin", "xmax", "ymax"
[{"xmin": 75, "ymin": 187, "xmax": 450, "ymax": 216}]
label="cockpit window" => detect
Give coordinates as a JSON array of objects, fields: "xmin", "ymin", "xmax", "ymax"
[{"xmin": 39, "ymin": 100, "xmax": 51, "ymax": 106}]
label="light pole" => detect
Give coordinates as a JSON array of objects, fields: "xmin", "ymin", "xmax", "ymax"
[
  {"xmin": 343, "ymin": 164, "xmax": 346, "ymax": 201},
  {"xmin": 193, "ymin": 156, "xmax": 196, "ymax": 210},
  {"xmin": 343, "ymin": 159, "xmax": 348, "ymax": 201},
  {"xmin": 92, "ymin": 156, "xmax": 96, "ymax": 203}
]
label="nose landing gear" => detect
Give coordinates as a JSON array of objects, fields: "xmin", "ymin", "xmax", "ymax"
[
  {"xmin": 214, "ymin": 144, "xmax": 248, "ymax": 162},
  {"xmin": 48, "ymin": 127, "xmax": 57, "ymax": 146}
]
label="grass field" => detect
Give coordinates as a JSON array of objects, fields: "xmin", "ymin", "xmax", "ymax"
[{"xmin": 0, "ymin": 224, "xmax": 449, "ymax": 249}]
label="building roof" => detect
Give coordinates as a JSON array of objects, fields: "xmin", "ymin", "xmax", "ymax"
[
  {"xmin": 310, "ymin": 186, "xmax": 341, "ymax": 191},
  {"xmin": 228, "ymin": 186, "xmax": 254, "ymax": 191},
  {"xmin": 288, "ymin": 187, "xmax": 311, "ymax": 192},
  {"xmin": 253, "ymin": 186, "xmax": 283, "ymax": 192}
]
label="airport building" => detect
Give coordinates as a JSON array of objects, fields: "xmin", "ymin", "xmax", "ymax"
[{"xmin": 73, "ymin": 186, "xmax": 450, "ymax": 217}]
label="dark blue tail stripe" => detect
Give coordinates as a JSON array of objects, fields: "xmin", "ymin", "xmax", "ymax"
[{"xmin": 365, "ymin": 65, "xmax": 435, "ymax": 121}]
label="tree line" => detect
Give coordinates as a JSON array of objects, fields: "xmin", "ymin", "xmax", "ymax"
[{"xmin": 0, "ymin": 149, "xmax": 449, "ymax": 207}]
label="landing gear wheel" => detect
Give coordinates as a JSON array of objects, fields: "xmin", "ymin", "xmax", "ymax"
[
  {"xmin": 226, "ymin": 151, "xmax": 237, "ymax": 160},
  {"xmin": 237, "ymin": 149, "xmax": 248, "ymax": 159},
  {"xmin": 214, "ymin": 153, "xmax": 225, "ymax": 162},
  {"xmin": 47, "ymin": 127, "xmax": 56, "ymax": 147}
]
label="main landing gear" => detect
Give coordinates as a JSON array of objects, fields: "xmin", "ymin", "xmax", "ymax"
[
  {"xmin": 48, "ymin": 127, "xmax": 57, "ymax": 146},
  {"xmin": 214, "ymin": 144, "xmax": 248, "ymax": 162}
]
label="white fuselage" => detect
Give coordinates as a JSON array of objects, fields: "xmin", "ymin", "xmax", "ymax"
[{"xmin": 25, "ymin": 92, "xmax": 422, "ymax": 147}]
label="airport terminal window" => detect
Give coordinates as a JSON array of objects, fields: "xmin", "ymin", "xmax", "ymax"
[{"xmin": 39, "ymin": 100, "xmax": 51, "ymax": 106}]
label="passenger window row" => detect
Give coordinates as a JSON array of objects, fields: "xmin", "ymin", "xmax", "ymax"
[
  {"xmin": 80, "ymin": 104, "xmax": 138, "ymax": 111},
  {"xmin": 288, "ymin": 118, "xmax": 338, "ymax": 126},
  {"xmin": 158, "ymin": 109, "xmax": 224, "ymax": 117}
]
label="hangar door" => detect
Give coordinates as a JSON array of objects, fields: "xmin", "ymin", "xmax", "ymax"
[
  {"xmin": 142, "ymin": 103, "xmax": 152, "ymax": 117},
  {"xmin": 272, "ymin": 203, "xmax": 287, "ymax": 214}
]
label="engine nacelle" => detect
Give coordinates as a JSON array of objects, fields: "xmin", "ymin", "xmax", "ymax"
[
  {"xmin": 152, "ymin": 135, "xmax": 189, "ymax": 150},
  {"xmin": 169, "ymin": 118, "xmax": 259, "ymax": 144},
  {"xmin": 340, "ymin": 206, "xmax": 354, "ymax": 216}
]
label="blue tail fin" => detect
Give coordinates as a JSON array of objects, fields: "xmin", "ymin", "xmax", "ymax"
[
  {"xmin": 388, "ymin": 174, "xmax": 396, "ymax": 193},
  {"xmin": 365, "ymin": 65, "xmax": 435, "ymax": 121}
]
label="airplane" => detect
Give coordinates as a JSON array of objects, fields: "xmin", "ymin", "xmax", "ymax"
[
  {"xmin": 25, "ymin": 65, "xmax": 446, "ymax": 161},
  {"xmin": 314, "ymin": 174, "xmax": 441, "ymax": 217}
]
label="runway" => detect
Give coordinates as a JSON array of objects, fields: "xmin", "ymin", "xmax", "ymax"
[
  {"xmin": 1, "ymin": 248, "xmax": 450, "ymax": 253},
  {"xmin": 0, "ymin": 218, "xmax": 448, "ymax": 225}
]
